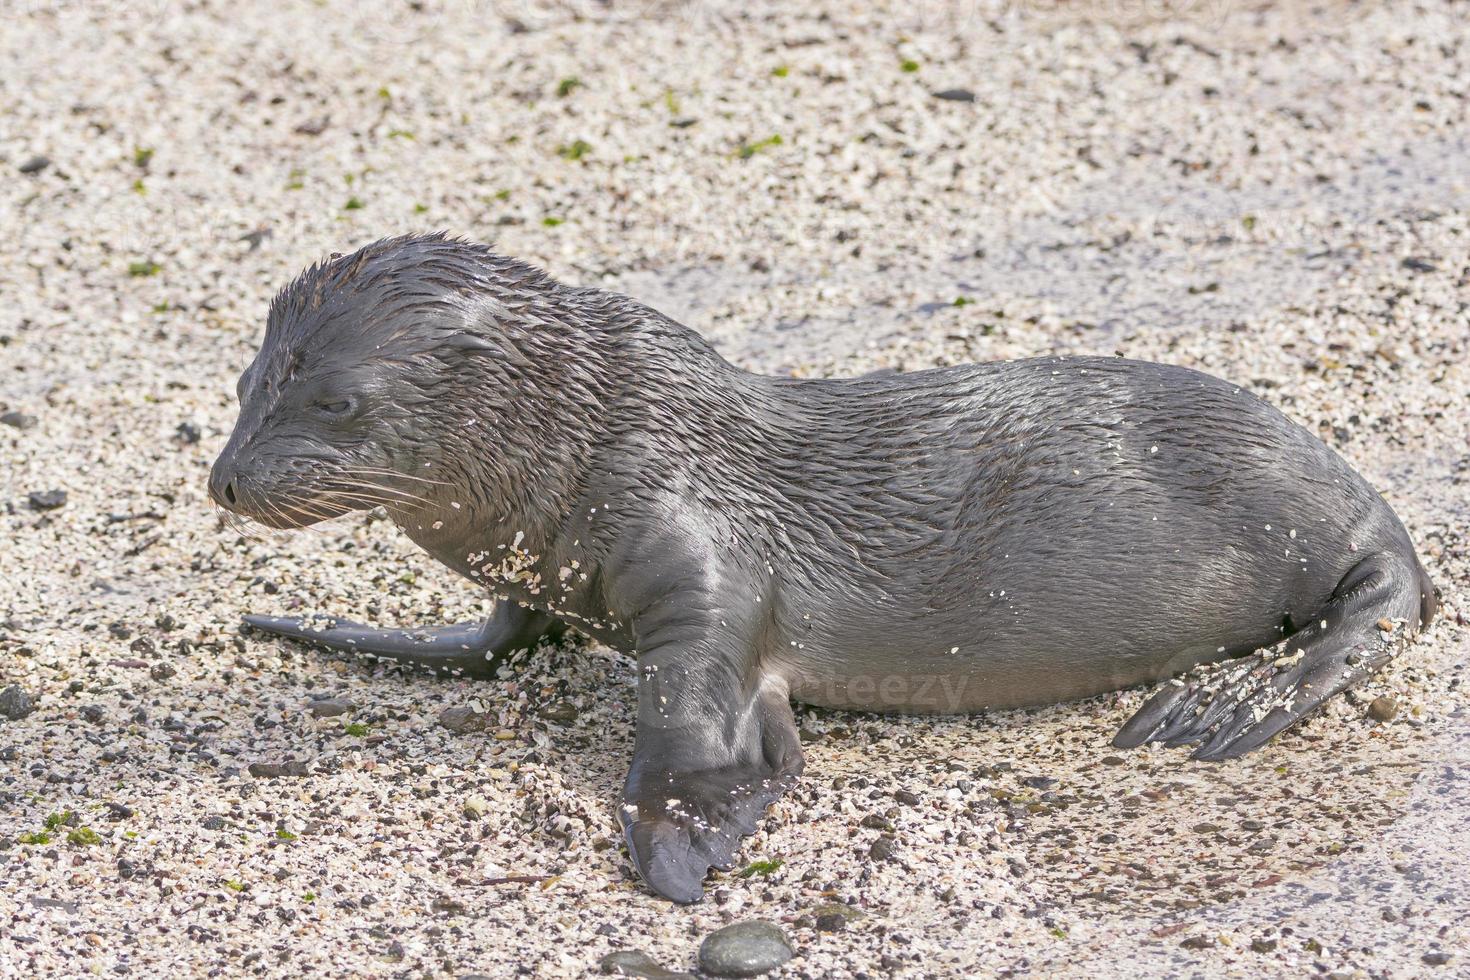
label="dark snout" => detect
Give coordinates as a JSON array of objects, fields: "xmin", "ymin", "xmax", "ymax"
[{"xmin": 208, "ymin": 447, "xmax": 246, "ymax": 511}]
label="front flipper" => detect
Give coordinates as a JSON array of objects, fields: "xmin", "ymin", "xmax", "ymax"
[
  {"xmin": 1114, "ymin": 551, "xmax": 1433, "ymax": 761},
  {"xmin": 243, "ymin": 601, "xmax": 563, "ymax": 678},
  {"xmin": 620, "ymin": 671, "xmax": 803, "ymax": 904}
]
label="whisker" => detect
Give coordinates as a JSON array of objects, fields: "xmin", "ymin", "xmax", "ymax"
[
  {"xmin": 318, "ymin": 487, "xmax": 428, "ymax": 510},
  {"xmin": 326, "ymin": 482, "xmax": 436, "ymax": 507},
  {"xmin": 337, "ymin": 466, "xmax": 452, "ymax": 487}
]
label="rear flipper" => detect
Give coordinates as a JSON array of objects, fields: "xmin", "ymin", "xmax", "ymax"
[
  {"xmin": 1114, "ymin": 551, "xmax": 1435, "ymax": 761},
  {"xmin": 242, "ymin": 601, "xmax": 564, "ymax": 678}
]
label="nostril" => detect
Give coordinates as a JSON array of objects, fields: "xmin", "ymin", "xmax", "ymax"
[{"xmin": 223, "ymin": 481, "xmax": 238, "ymax": 506}]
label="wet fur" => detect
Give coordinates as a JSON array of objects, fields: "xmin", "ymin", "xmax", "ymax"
[{"xmin": 213, "ymin": 233, "xmax": 1436, "ymax": 903}]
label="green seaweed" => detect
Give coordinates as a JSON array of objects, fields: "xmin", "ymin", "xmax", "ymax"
[
  {"xmin": 737, "ymin": 858, "xmax": 783, "ymax": 877},
  {"xmin": 736, "ymin": 134, "xmax": 783, "ymax": 159}
]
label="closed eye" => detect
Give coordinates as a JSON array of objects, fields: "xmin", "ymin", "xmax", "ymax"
[{"xmin": 313, "ymin": 399, "xmax": 353, "ymax": 416}]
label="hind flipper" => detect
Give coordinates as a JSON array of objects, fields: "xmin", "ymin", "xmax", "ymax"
[
  {"xmin": 1114, "ymin": 551, "xmax": 1430, "ymax": 760},
  {"xmin": 243, "ymin": 601, "xmax": 563, "ymax": 678}
]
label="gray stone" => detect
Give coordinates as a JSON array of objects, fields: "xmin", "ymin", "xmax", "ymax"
[
  {"xmin": 27, "ymin": 490, "xmax": 66, "ymax": 511},
  {"xmin": 438, "ymin": 705, "xmax": 490, "ymax": 733},
  {"xmin": 698, "ymin": 921, "xmax": 794, "ymax": 977},
  {"xmin": 0, "ymin": 685, "xmax": 36, "ymax": 721},
  {"xmin": 599, "ymin": 949, "xmax": 696, "ymax": 978},
  {"xmin": 248, "ymin": 760, "xmax": 311, "ymax": 778},
  {"xmin": 0, "ymin": 411, "xmax": 37, "ymax": 430},
  {"xmin": 307, "ymin": 697, "xmax": 354, "ymax": 719}
]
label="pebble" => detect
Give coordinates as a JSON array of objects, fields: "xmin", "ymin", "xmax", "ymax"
[
  {"xmin": 599, "ymin": 949, "xmax": 697, "ymax": 979},
  {"xmin": 248, "ymin": 760, "xmax": 312, "ymax": 778},
  {"xmin": 1368, "ymin": 696, "xmax": 1399, "ymax": 722},
  {"xmin": 0, "ymin": 685, "xmax": 36, "ymax": 721},
  {"xmin": 697, "ymin": 921, "xmax": 795, "ymax": 978},
  {"xmin": 27, "ymin": 489, "xmax": 67, "ymax": 511},
  {"xmin": 932, "ymin": 88, "xmax": 976, "ymax": 102},
  {"xmin": 0, "ymin": 411, "xmax": 37, "ymax": 430},
  {"xmin": 17, "ymin": 154, "xmax": 49, "ymax": 174},
  {"xmin": 536, "ymin": 701, "xmax": 579, "ymax": 723},
  {"xmin": 439, "ymin": 705, "xmax": 492, "ymax": 733},
  {"xmin": 307, "ymin": 697, "xmax": 355, "ymax": 719},
  {"xmin": 870, "ymin": 836, "xmax": 897, "ymax": 861},
  {"xmin": 811, "ymin": 901, "xmax": 864, "ymax": 933}
]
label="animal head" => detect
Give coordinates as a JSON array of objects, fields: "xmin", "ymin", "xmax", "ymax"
[{"xmin": 208, "ymin": 233, "xmax": 581, "ymax": 529}]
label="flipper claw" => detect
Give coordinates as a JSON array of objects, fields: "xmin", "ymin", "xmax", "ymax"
[{"xmin": 1113, "ymin": 551, "xmax": 1429, "ymax": 760}]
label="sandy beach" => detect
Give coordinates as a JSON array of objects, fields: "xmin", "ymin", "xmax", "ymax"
[{"xmin": 1, "ymin": 1, "xmax": 1467, "ymax": 976}]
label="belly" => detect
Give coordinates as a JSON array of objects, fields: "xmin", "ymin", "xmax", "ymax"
[{"xmin": 774, "ymin": 562, "xmax": 1313, "ymax": 714}]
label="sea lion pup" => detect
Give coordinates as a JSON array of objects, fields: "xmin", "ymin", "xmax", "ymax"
[{"xmin": 210, "ymin": 233, "xmax": 1437, "ymax": 903}]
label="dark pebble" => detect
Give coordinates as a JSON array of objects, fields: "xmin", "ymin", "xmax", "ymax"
[
  {"xmin": 106, "ymin": 802, "xmax": 133, "ymax": 820},
  {"xmin": 0, "ymin": 685, "xmax": 36, "ymax": 721},
  {"xmin": 814, "ymin": 913, "xmax": 846, "ymax": 932},
  {"xmin": 439, "ymin": 705, "xmax": 491, "ymax": 733},
  {"xmin": 149, "ymin": 662, "xmax": 177, "ymax": 682},
  {"xmin": 599, "ymin": 949, "xmax": 696, "ymax": 978},
  {"xmin": 1368, "ymin": 696, "xmax": 1398, "ymax": 722},
  {"xmin": 859, "ymin": 814, "xmax": 892, "ymax": 831},
  {"xmin": 175, "ymin": 422, "xmax": 201, "ymax": 445},
  {"xmin": 18, "ymin": 155, "xmax": 50, "ymax": 174},
  {"xmin": 27, "ymin": 490, "xmax": 67, "ymax": 511},
  {"xmin": 1021, "ymin": 776, "xmax": 1058, "ymax": 790},
  {"xmin": 307, "ymin": 697, "xmax": 354, "ymax": 719},
  {"xmin": 202, "ymin": 815, "xmax": 226, "ymax": 830},
  {"xmin": 536, "ymin": 701, "xmax": 579, "ymax": 724},
  {"xmin": 1192, "ymin": 822, "xmax": 1220, "ymax": 834},
  {"xmin": 1101, "ymin": 755, "xmax": 1126, "ymax": 766},
  {"xmin": 932, "ymin": 88, "xmax": 976, "ymax": 102},
  {"xmin": 894, "ymin": 789, "xmax": 920, "ymax": 806},
  {"xmin": 1251, "ymin": 938, "xmax": 1277, "ymax": 953},
  {"xmin": 869, "ymin": 836, "xmax": 896, "ymax": 861},
  {"xmin": 698, "ymin": 921, "xmax": 794, "ymax": 978},
  {"xmin": 248, "ymin": 760, "xmax": 311, "ymax": 778},
  {"xmin": 1422, "ymin": 952, "xmax": 1453, "ymax": 966},
  {"xmin": 0, "ymin": 411, "xmax": 37, "ymax": 430}
]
